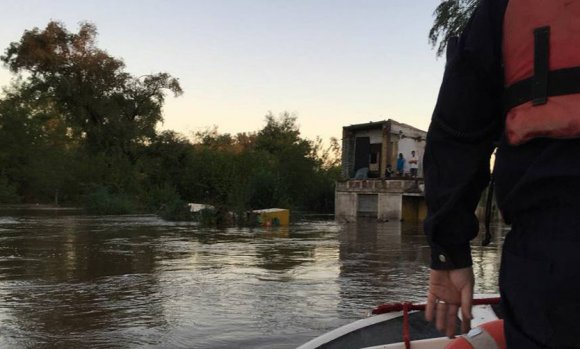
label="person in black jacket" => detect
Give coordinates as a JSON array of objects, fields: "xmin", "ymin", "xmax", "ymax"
[{"xmin": 423, "ymin": 0, "xmax": 580, "ymax": 347}]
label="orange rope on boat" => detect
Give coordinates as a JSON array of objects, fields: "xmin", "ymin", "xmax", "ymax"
[
  {"xmin": 402, "ymin": 302, "xmax": 411, "ymax": 349},
  {"xmin": 371, "ymin": 297, "xmax": 501, "ymax": 349},
  {"xmin": 371, "ymin": 297, "xmax": 501, "ymax": 315}
]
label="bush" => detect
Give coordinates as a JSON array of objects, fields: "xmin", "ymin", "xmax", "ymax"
[
  {"xmin": 83, "ymin": 186, "xmax": 136, "ymax": 215},
  {"xmin": 0, "ymin": 177, "xmax": 20, "ymax": 204},
  {"xmin": 158, "ymin": 198, "xmax": 194, "ymax": 221},
  {"xmin": 146, "ymin": 184, "xmax": 180, "ymax": 211},
  {"xmin": 197, "ymin": 208, "xmax": 218, "ymax": 226}
]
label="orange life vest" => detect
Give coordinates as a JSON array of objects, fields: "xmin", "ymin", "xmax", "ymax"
[{"xmin": 503, "ymin": 0, "xmax": 580, "ymax": 145}]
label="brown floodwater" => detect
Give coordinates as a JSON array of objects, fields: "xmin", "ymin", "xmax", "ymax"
[{"xmin": 0, "ymin": 210, "xmax": 505, "ymax": 348}]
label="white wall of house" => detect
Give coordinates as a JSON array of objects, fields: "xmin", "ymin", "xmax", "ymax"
[{"xmin": 397, "ymin": 137, "xmax": 425, "ymax": 176}]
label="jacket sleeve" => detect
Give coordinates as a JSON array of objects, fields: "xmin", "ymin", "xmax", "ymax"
[{"xmin": 424, "ymin": 0, "xmax": 507, "ymax": 270}]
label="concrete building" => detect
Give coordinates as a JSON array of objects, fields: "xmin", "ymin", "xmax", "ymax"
[
  {"xmin": 336, "ymin": 120, "xmax": 427, "ymax": 222},
  {"xmin": 341, "ymin": 119, "xmax": 427, "ymax": 179}
]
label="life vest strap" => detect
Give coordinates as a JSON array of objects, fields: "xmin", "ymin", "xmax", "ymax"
[
  {"xmin": 504, "ymin": 66, "xmax": 580, "ymax": 112},
  {"xmin": 532, "ymin": 26, "xmax": 550, "ymax": 106}
]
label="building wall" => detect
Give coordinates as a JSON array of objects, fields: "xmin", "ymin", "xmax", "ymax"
[
  {"xmin": 343, "ymin": 128, "xmax": 384, "ymax": 178},
  {"xmin": 402, "ymin": 195, "xmax": 428, "ymax": 222},
  {"xmin": 341, "ymin": 130, "xmax": 356, "ymax": 179},
  {"xmin": 335, "ymin": 190, "xmax": 426, "ymax": 222},
  {"xmin": 358, "ymin": 194, "xmax": 378, "ymax": 217},
  {"xmin": 390, "ymin": 123, "xmax": 425, "ymax": 139},
  {"xmin": 335, "ymin": 192, "xmax": 358, "ymax": 222},
  {"xmin": 397, "ymin": 137, "xmax": 424, "ymax": 176},
  {"xmin": 377, "ymin": 193, "xmax": 402, "ymax": 221},
  {"xmin": 389, "ymin": 124, "xmax": 426, "ymax": 177},
  {"xmin": 381, "ymin": 126, "xmax": 390, "ymax": 179},
  {"xmin": 352, "ymin": 129, "xmax": 383, "ymax": 144},
  {"xmin": 342, "ymin": 121, "xmax": 426, "ymax": 179},
  {"xmin": 335, "ymin": 179, "xmax": 426, "ymax": 222}
]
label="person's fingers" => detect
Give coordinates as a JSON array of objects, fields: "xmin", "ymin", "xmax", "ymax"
[
  {"xmin": 446, "ymin": 303, "xmax": 458, "ymax": 338},
  {"xmin": 426, "ymin": 292, "xmax": 436, "ymax": 321},
  {"xmin": 460, "ymin": 283, "xmax": 473, "ymax": 333},
  {"xmin": 435, "ymin": 302, "xmax": 447, "ymax": 332}
]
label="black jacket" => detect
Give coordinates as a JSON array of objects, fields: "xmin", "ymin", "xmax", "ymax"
[{"xmin": 424, "ymin": 0, "xmax": 580, "ymax": 270}]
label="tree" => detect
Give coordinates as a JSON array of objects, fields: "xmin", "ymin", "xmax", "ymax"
[
  {"xmin": 429, "ymin": 0, "xmax": 478, "ymax": 57},
  {"xmin": 0, "ymin": 21, "xmax": 184, "ymax": 204},
  {"xmin": 311, "ymin": 136, "xmax": 341, "ymax": 170},
  {"xmin": 253, "ymin": 112, "xmax": 316, "ymax": 207},
  {"xmin": 0, "ymin": 82, "xmax": 75, "ymax": 203},
  {"xmin": 194, "ymin": 126, "xmax": 235, "ymax": 150},
  {"xmin": 1, "ymin": 21, "xmax": 182, "ymax": 155}
]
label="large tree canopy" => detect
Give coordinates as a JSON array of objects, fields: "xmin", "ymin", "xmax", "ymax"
[
  {"xmin": 429, "ymin": 0, "xmax": 478, "ymax": 57},
  {"xmin": 1, "ymin": 21, "xmax": 182, "ymax": 153}
]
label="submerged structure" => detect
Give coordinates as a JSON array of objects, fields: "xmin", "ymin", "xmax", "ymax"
[{"xmin": 335, "ymin": 119, "xmax": 427, "ymax": 222}]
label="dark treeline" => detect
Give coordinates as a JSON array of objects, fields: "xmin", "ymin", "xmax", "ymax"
[{"xmin": 0, "ymin": 21, "xmax": 341, "ymax": 216}]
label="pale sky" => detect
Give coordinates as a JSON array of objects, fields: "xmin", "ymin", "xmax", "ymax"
[{"xmin": 0, "ymin": 0, "xmax": 445, "ymax": 142}]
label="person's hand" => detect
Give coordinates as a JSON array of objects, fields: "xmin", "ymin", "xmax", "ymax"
[{"xmin": 425, "ymin": 267, "xmax": 474, "ymax": 338}]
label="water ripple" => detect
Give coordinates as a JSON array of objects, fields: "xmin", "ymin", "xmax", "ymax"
[{"xmin": 0, "ymin": 213, "xmax": 503, "ymax": 348}]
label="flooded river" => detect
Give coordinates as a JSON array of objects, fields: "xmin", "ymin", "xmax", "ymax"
[{"xmin": 0, "ymin": 210, "xmax": 504, "ymax": 348}]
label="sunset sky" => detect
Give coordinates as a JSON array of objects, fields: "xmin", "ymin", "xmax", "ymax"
[{"xmin": 0, "ymin": 0, "xmax": 445, "ymax": 142}]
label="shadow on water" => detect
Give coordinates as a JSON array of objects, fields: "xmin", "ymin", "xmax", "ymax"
[{"xmin": 0, "ymin": 211, "xmax": 506, "ymax": 348}]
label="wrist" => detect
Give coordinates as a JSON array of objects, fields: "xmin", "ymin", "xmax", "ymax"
[{"xmin": 430, "ymin": 243, "xmax": 472, "ymax": 270}]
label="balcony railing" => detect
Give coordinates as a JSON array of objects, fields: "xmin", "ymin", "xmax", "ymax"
[{"xmin": 336, "ymin": 178, "xmax": 424, "ymax": 193}]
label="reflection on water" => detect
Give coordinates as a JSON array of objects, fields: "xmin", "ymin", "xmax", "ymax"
[{"xmin": 0, "ymin": 211, "xmax": 505, "ymax": 348}]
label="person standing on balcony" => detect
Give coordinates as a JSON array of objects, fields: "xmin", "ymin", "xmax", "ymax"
[
  {"xmin": 396, "ymin": 153, "xmax": 405, "ymax": 176},
  {"xmin": 409, "ymin": 150, "xmax": 419, "ymax": 178}
]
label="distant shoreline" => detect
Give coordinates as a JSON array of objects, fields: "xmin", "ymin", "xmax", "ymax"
[{"xmin": 0, "ymin": 204, "xmax": 82, "ymax": 211}]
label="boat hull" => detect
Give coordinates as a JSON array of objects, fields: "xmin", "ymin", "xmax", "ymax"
[{"xmin": 297, "ymin": 297, "xmax": 501, "ymax": 349}]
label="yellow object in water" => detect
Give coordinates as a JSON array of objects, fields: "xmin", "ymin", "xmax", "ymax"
[{"xmin": 253, "ymin": 208, "xmax": 290, "ymax": 226}]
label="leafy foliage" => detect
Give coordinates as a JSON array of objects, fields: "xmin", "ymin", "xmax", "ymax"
[
  {"xmin": 429, "ymin": 0, "xmax": 478, "ymax": 57},
  {"xmin": 0, "ymin": 176, "xmax": 19, "ymax": 204},
  {"xmin": 82, "ymin": 186, "xmax": 136, "ymax": 215},
  {"xmin": 2, "ymin": 21, "xmax": 182, "ymax": 154}
]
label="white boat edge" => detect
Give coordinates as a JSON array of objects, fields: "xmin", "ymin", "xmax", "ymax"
[
  {"xmin": 363, "ymin": 336, "xmax": 453, "ymax": 349},
  {"xmin": 296, "ymin": 294, "xmax": 500, "ymax": 349},
  {"xmin": 295, "ymin": 312, "xmax": 404, "ymax": 349}
]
